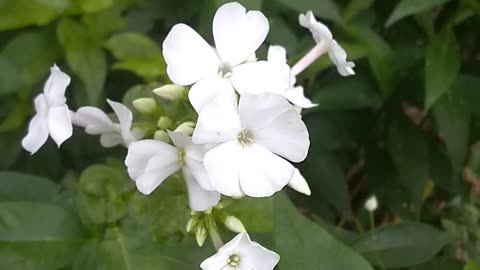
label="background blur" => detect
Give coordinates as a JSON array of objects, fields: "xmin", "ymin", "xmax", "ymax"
[{"xmin": 0, "ymin": 0, "xmax": 480, "ymax": 269}]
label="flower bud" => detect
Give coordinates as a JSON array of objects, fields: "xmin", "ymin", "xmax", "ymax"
[
  {"xmin": 364, "ymin": 195, "xmax": 378, "ymax": 212},
  {"xmin": 174, "ymin": 121, "xmax": 196, "ymax": 136},
  {"xmin": 153, "ymin": 84, "xmax": 187, "ymax": 101},
  {"xmin": 157, "ymin": 116, "xmax": 173, "ymax": 130},
  {"xmin": 224, "ymin": 216, "xmax": 246, "ymax": 233},
  {"xmin": 133, "ymin": 98, "xmax": 157, "ymax": 114},
  {"xmin": 186, "ymin": 216, "xmax": 199, "ymax": 233},
  {"xmin": 288, "ymin": 168, "xmax": 311, "ymax": 196},
  {"xmin": 154, "ymin": 130, "xmax": 169, "ymax": 143},
  {"xmin": 195, "ymin": 226, "xmax": 208, "ymax": 247}
]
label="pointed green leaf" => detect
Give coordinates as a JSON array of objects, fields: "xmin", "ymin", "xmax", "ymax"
[
  {"xmin": 0, "ymin": 172, "xmax": 59, "ymax": 202},
  {"xmin": 386, "ymin": 0, "xmax": 452, "ymax": 27}
]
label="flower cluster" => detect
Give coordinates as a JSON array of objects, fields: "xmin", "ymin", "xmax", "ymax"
[{"xmin": 21, "ymin": 2, "xmax": 354, "ymax": 269}]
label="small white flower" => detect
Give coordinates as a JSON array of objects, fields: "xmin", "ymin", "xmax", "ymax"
[
  {"xmin": 365, "ymin": 195, "xmax": 378, "ymax": 212},
  {"xmin": 294, "ymin": 11, "xmax": 355, "ymax": 76},
  {"xmin": 193, "ymin": 93, "xmax": 310, "ymax": 197},
  {"xmin": 201, "ymin": 233, "xmax": 280, "ymax": 270},
  {"xmin": 22, "ymin": 65, "xmax": 73, "ymax": 154},
  {"xmin": 73, "ymin": 99, "xmax": 143, "ymax": 148},
  {"xmin": 288, "ymin": 168, "xmax": 311, "ymax": 196},
  {"xmin": 162, "ymin": 2, "xmax": 291, "ymax": 112},
  {"xmin": 125, "ymin": 131, "xmax": 220, "ymax": 211},
  {"xmin": 267, "ymin": 45, "xmax": 317, "ymax": 110}
]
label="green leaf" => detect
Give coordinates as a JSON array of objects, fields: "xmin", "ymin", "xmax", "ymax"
[
  {"xmin": 343, "ymin": 0, "xmax": 376, "ymax": 21},
  {"xmin": 273, "ymin": 0, "xmax": 341, "ymax": 22},
  {"xmin": 274, "ymin": 193, "xmax": 374, "ymax": 270},
  {"xmin": 0, "ymin": 172, "xmax": 60, "ymax": 202},
  {"xmin": 352, "ymin": 223, "xmax": 449, "ymax": 268},
  {"xmin": 105, "ymin": 32, "xmax": 161, "ymax": 60},
  {"xmin": 0, "ymin": 56, "xmax": 21, "ymax": 95},
  {"xmin": 465, "ymin": 260, "xmax": 480, "ymax": 270},
  {"xmin": 57, "ymin": 18, "xmax": 107, "ymax": 105},
  {"xmin": 0, "ymin": 0, "xmax": 71, "ymax": 31},
  {"xmin": 387, "ymin": 112, "xmax": 429, "ymax": 207},
  {"xmin": 425, "ymin": 31, "xmax": 460, "ymax": 110},
  {"xmin": 74, "ymin": 0, "xmax": 113, "ymax": 13},
  {"xmin": 386, "ymin": 0, "xmax": 452, "ymax": 27},
  {"xmin": 0, "ymin": 202, "xmax": 85, "ymax": 270},
  {"xmin": 226, "ymin": 197, "xmax": 273, "ymax": 232},
  {"xmin": 433, "ymin": 86, "xmax": 470, "ymax": 175},
  {"xmin": 77, "ymin": 165, "xmax": 133, "ymax": 225},
  {"xmin": 113, "ymin": 55, "xmax": 166, "ymax": 81}
]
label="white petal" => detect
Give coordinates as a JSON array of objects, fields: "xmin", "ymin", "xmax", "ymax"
[
  {"xmin": 328, "ymin": 40, "xmax": 355, "ymax": 76},
  {"xmin": 183, "ymin": 168, "xmax": 220, "ymax": 211},
  {"xmin": 44, "ymin": 65, "xmax": 70, "ymax": 107},
  {"xmin": 213, "ymin": 2, "xmax": 269, "ymax": 66},
  {"xmin": 188, "ymin": 77, "xmax": 237, "ymax": 113},
  {"xmin": 239, "ymin": 93, "xmax": 292, "ymax": 131},
  {"xmin": 74, "ymin": 106, "xmax": 117, "ymax": 134},
  {"xmin": 240, "ymin": 236, "xmax": 280, "ymax": 270},
  {"xmin": 125, "ymin": 140, "xmax": 177, "ymax": 179},
  {"xmin": 107, "ymin": 99, "xmax": 137, "ymax": 144},
  {"xmin": 299, "ymin": 11, "xmax": 332, "ymax": 43},
  {"xmin": 192, "ymin": 98, "xmax": 241, "ymax": 144},
  {"xmin": 22, "ymin": 95, "xmax": 49, "ymax": 154},
  {"xmin": 254, "ymin": 109, "xmax": 310, "ymax": 162},
  {"xmin": 283, "ymin": 86, "xmax": 317, "ymax": 108},
  {"xmin": 163, "ymin": 23, "xmax": 220, "ymax": 85},
  {"xmin": 288, "ymin": 168, "xmax": 311, "ymax": 195},
  {"xmin": 267, "ymin": 45, "xmax": 287, "ymax": 63},
  {"xmin": 185, "ymin": 158, "xmax": 214, "ymax": 190},
  {"xmin": 47, "ymin": 105, "xmax": 72, "ymax": 147},
  {"xmin": 239, "ymin": 143, "xmax": 294, "ymax": 197},
  {"xmin": 168, "ymin": 130, "xmax": 192, "ymax": 148},
  {"xmin": 136, "ymin": 154, "xmax": 180, "ymax": 195},
  {"xmin": 203, "ymin": 141, "xmax": 244, "ymax": 197},
  {"xmin": 100, "ymin": 133, "xmax": 124, "ymax": 148},
  {"xmin": 231, "ymin": 61, "xmax": 291, "ymax": 95}
]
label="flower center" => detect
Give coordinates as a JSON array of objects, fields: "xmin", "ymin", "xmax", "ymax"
[
  {"xmin": 237, "ymin": 129, "xmax": 254, "ymax": 147},
  {"xmin": 227, "ymin": 254, "xmax": 241, "ymax": 267},
  {"xmin": 177, "ymin": 148, "xmax": 186, "ymax": 166},
  {"xmin": 218, "ymin": 63, "xmax": 232, "ymax": 78}
]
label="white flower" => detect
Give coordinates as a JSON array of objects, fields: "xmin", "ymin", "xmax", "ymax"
[
  {"xmin": 267, "ymin": 45, "xmax": 317, "ymax": 109},
  {"xmin": 288, "ymin": 168, "xmax": 311, "ymax": 196},
  {"xmin": 125, "ymin": 131, "xmax": 220, "ymax": 211},
  {"xmin": 162, "ymin": 2, "xmax": 291, "ymax": 112},
  {"xmin": 201, "ymin": 233, "xmax": 280, "ymax": 270},
  {"xmin": 293, "ymin": 11, "xmax": 355, "ymax": 77},
  {"xmin": 22, "ymin": 65, "xmax": 72, "ymax": 154},
  {"xmin": 192, "ymin": 93, "xmax": 310, "ymax": 197},
  {"xmin": 73, "ymin": 99, "xmax": 143, "ymax": 148},
  {"xmin": 365, "ymin": 195, "xmax": 378, "ymax": 212}
]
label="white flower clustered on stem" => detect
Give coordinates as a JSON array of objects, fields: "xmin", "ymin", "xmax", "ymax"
[
  {"xmin": 201, "ymin": 233, "xmax": 280, "ymax": 270},
  {"xmin": 22, "ymin": 65, "xmax": 73, "ymax": 154}
]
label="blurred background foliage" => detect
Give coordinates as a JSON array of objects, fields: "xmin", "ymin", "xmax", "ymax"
[{"xmin": 0, "ymin": 0, "xmax": 480, "ymax": 269}]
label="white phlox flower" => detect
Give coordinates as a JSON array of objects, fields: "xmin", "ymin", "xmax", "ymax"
[
  {"xmin": 125, "ymin": 131, "xmax": 221, "ymax": 211},
  {"xmin": 192, "ymin": 93, "xmax": 310, "ymax": 197},
  {"xmin": 22, "ymin": 65, "xmax": 73, "ymax": 154},
  {"xmin": 292, "ymin": 11, "xmax": 355, "ymax": 77},
  {"xmin": 267, "ymin": 45, "xmax": 317, "ymax": 109},
  {"xmin": 162, "ymin": 2, "xmax": 291, "ymax": 112},
  {"xmin": 73, "ymin": 99, "xmax": 143, "ymax": 148},
  {"xmin": 200, "ymin": 233, "xmax": 280, "ymax": 270}
]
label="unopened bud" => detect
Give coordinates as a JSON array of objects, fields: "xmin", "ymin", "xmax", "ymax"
[
  {"xmin": 133, "ymin": 98, "xmax": 157, "ymax": 114},
  {"xmin": 174, "ymin": 121, "xmax": 195, "ymax": 136},
  {"xmin": 365, "ymin": 195, "xmax": 378, "ymax": 212},
  {"xmin": 186, "ymin": 217, "xmax": 198, "ymax": 233},
  {"xmin": 195, "ymin": 226, "xmax": 208, "ymax": 247},
  {"xmin": 288, "ymin": 168, "xmax": 311, "ymax": 196},
  {"xmin": 224, "ymin": 216, "xmax": 246, "ymax": 233},
  {"xmin": 154, "ymin": 130, "xmax": 169, "ymax": 143},
  {"xmin": 157, "ymin": 116, "xmax": 173, "ymax": 130},
  {"xmin": 153, "ymin": 84, "xmax": 187, "ymax": 101}
]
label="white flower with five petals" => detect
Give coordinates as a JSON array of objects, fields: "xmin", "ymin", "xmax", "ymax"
[
  {"xmin": 292, "ymin": 11, "xmax": 355, "ymax": 77},
  {"xmin": 162, "ymin": 2, "xmax": 291, "ymax": 112},
  {"xmin": 125, "ymin": 131, "xmax": 220, "ymax": 211},
  {"xmin": 73, "ymin": 99, "xmax": 143, "ymax": 148},
  {"xmin": 267, "ymin": 45, "xmax": 317, "ymax": 109},
  {"xmin": 201, "ymin": 232, "xmax": 280, "ymax": 270},
  {"xmin": 193, "ymin": 93, "xmax": 310, "ymax": 197},
  {"xmin": 22, "ymin": 65, "xmax": 72, "ymax": 154}
]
